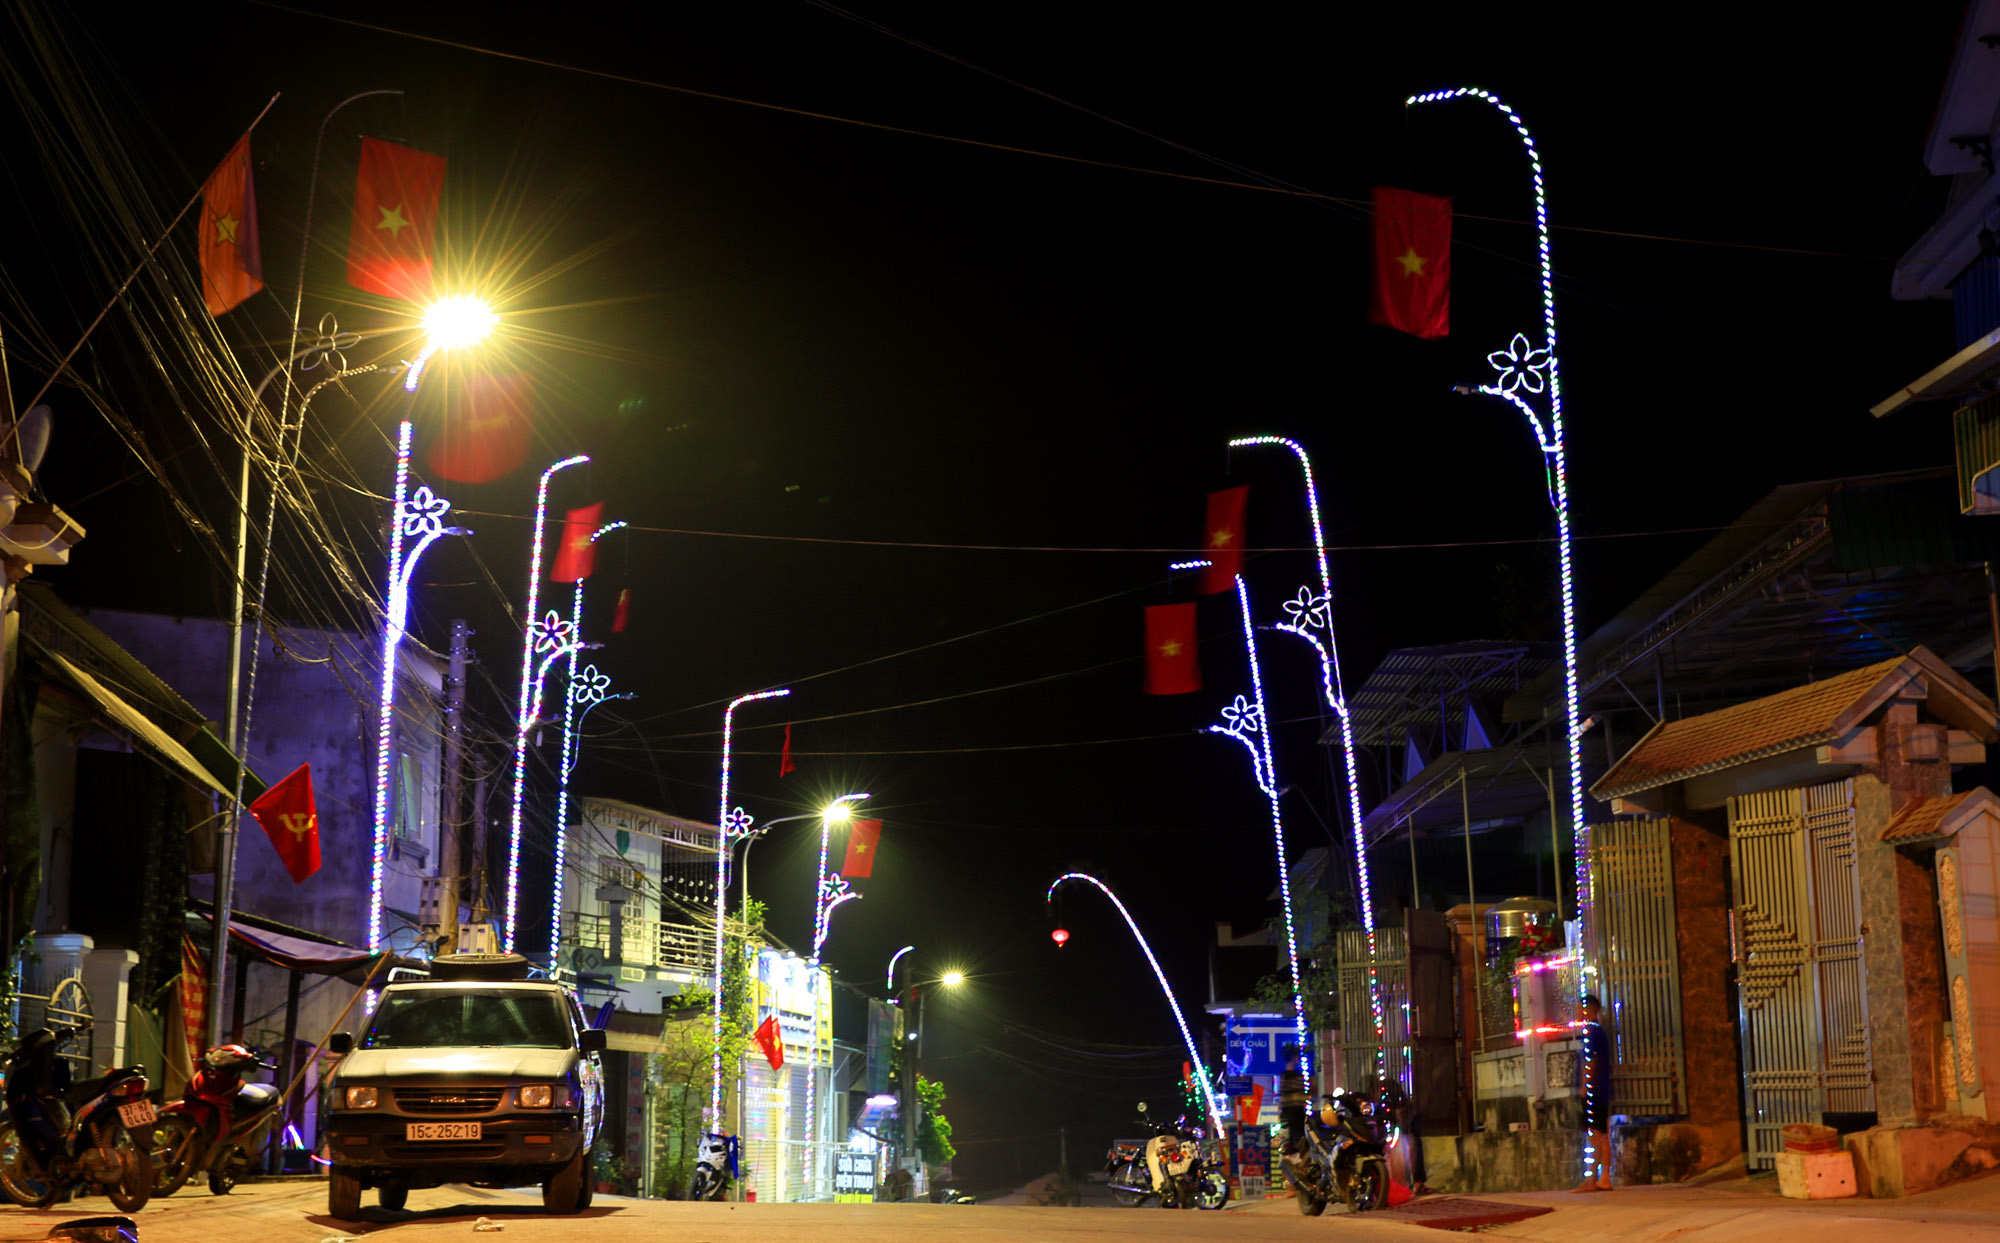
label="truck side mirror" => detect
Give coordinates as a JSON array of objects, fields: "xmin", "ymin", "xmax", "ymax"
[
  {"xmin": 328, "ymin": 1033, "xmax": 353, "ymax": 1055},
  {"xmin": 580, "ymin": 1029, "xmax": 607, "ymax": 1054}
]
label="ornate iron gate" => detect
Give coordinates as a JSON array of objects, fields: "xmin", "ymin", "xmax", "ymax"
[
  {"xmin": 1588, "ymin": 817, "xmax": 1686, "ymax": 1115},
  {"xmin": 1727, "ymin": 779, "xmax": 1873, "ymax": 1169},
  {"xmin": 1331, "ymin": 925, "xmax": 1409, "ymax": 1097}
]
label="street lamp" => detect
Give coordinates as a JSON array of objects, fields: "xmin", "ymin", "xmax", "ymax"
[
  {"xmin": 897, "ymin": 964, "xmax": 964, "ymax": 1193},
  {"xmin": 710, "ymin": 688, "xmax": 791, "ymax": 1128},
  {"xmin": 546, "ymin": 520, "xmax": 628, "ymax": 969},
  {"xmin": 800, "ymin": 792, "xmax": 869, "ymax": 1199}
]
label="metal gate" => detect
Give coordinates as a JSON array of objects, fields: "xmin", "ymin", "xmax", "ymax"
[
  {"xmin": 1405, "ymin": 910, "xmax": 1460, "ymax": 1134},
  {"xmin": 1588, "ymin": 817, "xmax": 1686, "ymax": 1115},
  {"xmin": 1727, "ymin": 779, "xmax": 1873, "ymax": 1169},
  {"xmin": 1330, "ymin": 925, "xmax": 1409, "ymax": 1097}
]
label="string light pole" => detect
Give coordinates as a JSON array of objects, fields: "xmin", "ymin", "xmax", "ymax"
[
  {"xmin": 1044, "ymin": 873, "xmax": 1227, "ymax": 1137},
  {"xmin": 886, "ymin": 944, "xmax": 916, "ymax": 995},
  {"xmin": 544, "ymin": 520, "xmax": 626, "ymax": 968},
  {"xmin": 709, "ymin": 688, "xmax": 791, "ymax": 1128},
  {"xmin": 1206, "ymin": 575, "xmax": 1310, "ymax": 1098},
  {"xmin": 503, "ymin": 454, "xmax": 590, "ymax": 952},
  {"xmin": 801, "ymin": 793, "xmax": 870, "ymax": 1194},
  {"xmin": 1406, "ymin": 84, "xmax": 1590, "ymax": 1179}
]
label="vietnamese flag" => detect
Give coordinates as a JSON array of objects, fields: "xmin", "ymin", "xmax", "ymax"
[
  {"xmin": 753, "ymin": 1015, "xmax": 784, "ymax": 1070},
  {"xmin": 611, "ymin": 588, "xmax": 632, "ymax": 633},
  {"xmin": 199, "ymin": 134, "xmax": 262, "ymax": 316},
  {"xmin": 347, "ymin": 137, "xmax": 446, "ymax": 301},
  {"xmin": 550, "ymin": 502, "xmax": 605, "ymax": 583},
  {"xmin": 1199, "ymin": 486, "xmax": 1248, "ymax": 595},
  {"xmin": 247, "ymin": 762, "xmax": 320, "ymax": 884},
  {"xmin": 427, "ymin": 372, "xmax": 532, "ymax": 484},
  {"xmin": 1143, "ymin": 603, "xmax": 1200, "ymax": 695},
  {"xmin": 780, "ymin": 723, "xmax": 796, "ymax": 777},
  {"xmin": 1367, "ymin": 185, "xmax": 1451, "ymax": 340},
  {"xmin": 842, "ymin": 819, "xmax": 882, "ymax": 879}
]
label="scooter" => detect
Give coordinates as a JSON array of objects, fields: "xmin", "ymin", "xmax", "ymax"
[
  {"xmin": 1282, "ymin": 1089, "xmax": 1388, "ymax": 1216},
  {"xmin": 1105, "ymin": 1102, "xmax": 1228, "ymax": 1210},
  {"xmin": 0, "ymin": 1021, "xmax": 154, "ymax": 1211},
  {"xmin": 688, "ymin": 1133, "xmax": 733, "ymax": 1201},
  {"xmin": 151, "ymin": 1043, "xmax": 282, "ymax": 1196}
]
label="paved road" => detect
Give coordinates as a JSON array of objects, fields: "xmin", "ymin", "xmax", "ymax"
[{"xmin": 0, "ymin": 1180, "xmax": 1432, "ymax": 1243}]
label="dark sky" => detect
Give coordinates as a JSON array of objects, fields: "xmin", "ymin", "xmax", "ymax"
[{"xmin": 1, "ymin": 1, "xmax": 1970, "ymax": 1184}]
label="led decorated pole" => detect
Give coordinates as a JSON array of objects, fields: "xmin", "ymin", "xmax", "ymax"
[
  {"xmin": 503, "ymin": 455, "xmax": 591, "ymax": 953},
  {"xmin": 709, "ymin": 687, "xmax": 791, "ymax": 1126},
  {"xmin": 810, "ymin": 794, "xmax": 871, "ymax": 959},
  {"xmin": 887, "ymin": 944, "xmax": 916, "ymax": 995},
  {"xmin": 1045, "ymin": 873, "xmax": 1228, "ymax": 1138},
  {"xmin": 1206, "ymin": 575, "xmax": 1311, "ymax": 1096},
  {"xmin": 1406, "ymin": 87, "xmax": 1583, "ymax": 931},
  {"xmin": 545, "ymin": 520, "xmax": 628, "ymax": 969},
  {"xmin": 369, "ymin": 404, "xmax": 464, "ymax": 957}
]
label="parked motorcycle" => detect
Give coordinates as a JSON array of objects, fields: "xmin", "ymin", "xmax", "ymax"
[
  {"xmin": 1282, "ymin": 1089, "xmax": 1388, "ymax": 1216},
  {"xmin": 0, "ymin": 1021, "xmax": 154, "ymax": 1211},
  {"xmin": 1105, "ymin": 1102, "xmax": 1227, "ymax": 1210},
  {"xmin": 150, "ymin": 1043, "xmax": 282, "ymax": 1196},
  {"xmin": 687, "ymin": 1133, "xmax": 732, "ymax": 1201}
]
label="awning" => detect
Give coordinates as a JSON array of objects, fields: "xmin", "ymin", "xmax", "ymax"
[
  {"xmin": 187, "ymin": 909, "xmax": 392, "ymax": 983},
  {"xmin": 42, "ymin": 650, "xmax": 234, "ymax": 799}
]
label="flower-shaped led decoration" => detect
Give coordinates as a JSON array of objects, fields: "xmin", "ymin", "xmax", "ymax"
[
  {"xmin": 300, "ymin": 313, "xmax": 361, "ymax": 373},
  {"xmin": 530, "ymin": 610, "xmax": 575, "ymax": 654},
  {"xmin": 723, "ymin": 806, "xmax": 756, "ymax": 841},
  {"xmin": 570, "ymin": 664, "xmax": 612, "ymax": 707},
  {"xmin": 1221, "ymin": 694, "xmax": 1264, "ymax": 735},
  {"xmin": 819, "ymin": 874, "xmax": 852, "ymax": 903},
  {"xmin": 1487, "ymin": 332, "xmax": 1551, "ymax": 396},
  {"xmin": 399, "ymin": 485, "xmax": 451, "ymax": 538},
  {"xmin": 1282, "ymin": 586, "xmax": 1331, "ymax": 631}
]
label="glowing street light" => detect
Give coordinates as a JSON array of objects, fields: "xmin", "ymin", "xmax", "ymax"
[
  {"xmin": 940, "ymin": 970, "xmax": 965, "ymax": 988},
  {"xmin": 421, "ymin": 295, "xmax": 500, "ymax": 351}
]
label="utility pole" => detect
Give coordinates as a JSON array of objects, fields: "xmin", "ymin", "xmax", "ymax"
[
  {"xmin": 437, "ymin": 620, "xmax": 471, "ymax": 956},
  {"xmin": 469, "ymin": 774, "xmax": 489, "ymax": 925}
]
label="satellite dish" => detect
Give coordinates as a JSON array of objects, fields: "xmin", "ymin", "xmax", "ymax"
[{"xmin": 15, "ymin": 406, "xmax": 50, "ymax": 474}]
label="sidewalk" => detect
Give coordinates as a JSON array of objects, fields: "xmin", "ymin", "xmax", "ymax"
[{"xmin": 1230, "ymin": 1168, "xmax": 2000, "ymax": 1240}]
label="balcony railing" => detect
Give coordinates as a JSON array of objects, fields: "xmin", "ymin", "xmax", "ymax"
[{"xmin": 562, "ymin": 910, "xmax": 739, "ymax": 975}]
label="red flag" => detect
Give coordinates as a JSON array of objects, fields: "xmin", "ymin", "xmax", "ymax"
[
  {"xmin": 780, "ymin": 724, "xmax": 796, "ymax": 777},
  {"xmin": 612, "ymin": 588, "xmax": 632, "ymax": 633},
  {"xmin": 427, "ymin": 372, "xmax": 532, "ymax": 484},
  {"xmin": 550, "ymin": 502, "xmax": 605, "ymax": 583},
  {"xmin": 199, "ymin": 134, "xmax": 262, "ymax": 316},
  {"xmin": 1199, "ymin": 486, "xmax": 1248, "ymax": 595},
  {"xmin": 1367, "ymin": 186, "xmax": 1451, "ymax": 340},
  {"xmin": 1143, "ymin": 603, "xmax": 1200, "ymax": 695},
  {"xmin": 247, "ymin": 762, "xmax": 321, "ymax": 883},
  {"xmin": 753, "ymin": 1015, "xmax": 784, "ymax": 1070},
  {"xmin": 179, "ymin": 933, "xmax": 208, "ymax": 1065},
  {"xmin": 842, "ymin": 819, "xmax": 882, "ymax": 879},
  {"xmin": 347, "ymin": 137, "xmax": 446, "ymax": 301}
]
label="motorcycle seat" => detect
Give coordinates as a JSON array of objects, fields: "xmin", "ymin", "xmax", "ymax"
[
  {"xmin": 64, "ymin": 1076, "xmax": 114, "ymax": 1109},
  {"xmin": 235, "ymin": 1083, "xmax": 280, "ymax": 1113}
]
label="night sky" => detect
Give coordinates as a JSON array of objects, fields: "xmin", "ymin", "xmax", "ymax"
[{"xmin": 0, "ymin": 2, "xmax": 1970, "ymax": 1186}]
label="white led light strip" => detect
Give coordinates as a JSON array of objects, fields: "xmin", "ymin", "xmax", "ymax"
[{"xmin": 710, "ymin": 687, "xmax": 791, "ymax": 1125}]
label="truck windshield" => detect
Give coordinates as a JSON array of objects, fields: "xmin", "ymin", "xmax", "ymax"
[{"xmin": 362, "ymin": 989, "xmax": 574, "ymax": 1050}]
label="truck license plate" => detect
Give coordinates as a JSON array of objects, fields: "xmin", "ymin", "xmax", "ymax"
[
  {"xmin": 406, "ymin": 1122, "xmax": 482, "ymax": 1141},
  {"xmin": 116, "ymin": 1100, "xmax": 157, "ymax": 1129}
]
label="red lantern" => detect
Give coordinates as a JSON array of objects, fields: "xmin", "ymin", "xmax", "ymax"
[{"xmin": 1051, "ymin": 928, "xmax": 1070, "ymax": 947}]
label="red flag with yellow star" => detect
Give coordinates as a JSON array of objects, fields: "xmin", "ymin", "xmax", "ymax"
[
  {"xmin": 1143, "ymin": 603, "xmax": 1200, "ymax": 695},
  {"xmin": 841, "ymin": 819, "xmax": 882, "ymax": 878},
  {"xmin": 1199, "ymin": 485, "xmax": 1248, "ymax": 595},
  {"xmin": 550, "ymin": 502, "xmax": 604, "ymax": 583},
  {"xmin": 1367, "ymin": 185, "xmax": 1451, "ymax": 339},
  {"xmin": 199, "ymin": 134, "xmax": 262, "ymax": 316},
  {"xmin": 347, "ymin": 137, "xmax": 446, "ymax": 301}
]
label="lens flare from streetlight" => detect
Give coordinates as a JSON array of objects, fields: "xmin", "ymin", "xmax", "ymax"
[
  {"xmin": 940, "ymin": 970, "xmax": 966, "ymax": 988},
  {"xmin": 423, "ymin": 296, "xmax": 500, "ymax": 351},
  {"xmin": 823, "ymin": 800, "xmax": 855, "ymax": 823}
]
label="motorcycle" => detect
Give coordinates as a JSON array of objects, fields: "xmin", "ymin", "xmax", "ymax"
[
  {"xmin": 1282, "ymin": 1088, "xmax": 1389, "ymax": 1216},
  {"xmin": 0, "ymin": 1021, "xmax": 154, "ymax": 1211},
  {"xmin": 151, "ymin": 1043, "xmax": 283, "ymax": 1196},
  {"xmin": 1105, "ymin": 1102, "xmax": 1227, "ymax": 1210},
  {"xmin": 687, "ymin": 1133, "xmax": 733, "ymax": 1201}
]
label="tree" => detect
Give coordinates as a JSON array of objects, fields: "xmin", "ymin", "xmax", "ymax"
[
  {"xmin": 647, "ymin": 898, "xmax": 764, "ymax": 1196},
  {"xmin": 915, "ymin": 1074, "xmax": 955, "ymax": 1166}
]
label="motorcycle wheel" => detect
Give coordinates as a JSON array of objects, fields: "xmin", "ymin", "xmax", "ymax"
[
  {"xmin": 208, "ymin": 1142, "xmax": 249, "ymax": 1195},
  {"xmin": 1351, "ymin": 1156, "xmax": 1388, "ymax": 1212},
  {"xmin": 149, "ymin": 1114, "xmax": 200, "ymax": 1196},
  {"xmin": 1195, "ymin": 1167, "xmax": 1229, "ymax": 1210},
  {"xmin": 1296, "ymin": 1158, "xmax": 1328, "ymax": 1217},
  {"xmin": 98, "ymin": 1121, "xmax": 152, "ymax": 1213},
  {"xmin": 1108, "ymin": 1159, "xmax": 1147, "ymax": 1208},
  {"xmin": 689, "ymin": 1166, "xmax": 714, "ymax": 1201},
  {"xmin": 0, "ymin": 1120, "xmax": 57, "ymax": 1208}
]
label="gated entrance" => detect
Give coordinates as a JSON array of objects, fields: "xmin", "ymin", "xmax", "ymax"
[
  {"xmin": 1588, "ymin": 817, "xmax": 1686, "ymax": 1116},
  {"xmin": 1727, "ymin": 778, "xmax": 1873, "ymax": 1169}
]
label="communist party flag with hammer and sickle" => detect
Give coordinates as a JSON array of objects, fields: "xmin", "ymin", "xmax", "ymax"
[{"xmin": 247, "ymin": 762, "xmax": 321, "ymax": 884}]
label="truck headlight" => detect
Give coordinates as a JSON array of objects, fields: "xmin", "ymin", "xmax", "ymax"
[
  {"xmin": 344, "ymin": 1086, "xmax": 379, "ymax": 1109},
  {"xmin": 519, "ymin": 1084, "xmax": 554, "ymax": 1108}
]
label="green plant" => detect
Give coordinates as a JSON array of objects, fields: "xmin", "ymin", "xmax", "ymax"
[
  {"xmin": 915, "ymin": 1074, "xmax": 955, "ymax": 1166},
  {"xmin": 646, "ymin": 899, "xmax": 764, "ymax": 1197}
]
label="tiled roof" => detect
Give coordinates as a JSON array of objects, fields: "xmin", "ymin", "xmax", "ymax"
[
  {"xmin": 1881, "ymin": 793, "xmax": 1974, "ymax": 844},
  {"xmin": 1592, "ymin": 653, "xmax": 1926, "ymax": 800}
]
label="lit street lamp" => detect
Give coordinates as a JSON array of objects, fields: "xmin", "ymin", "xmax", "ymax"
[{"xmin": 896, "ymin": 962, "xmax": 965, "ymax": 1192}]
